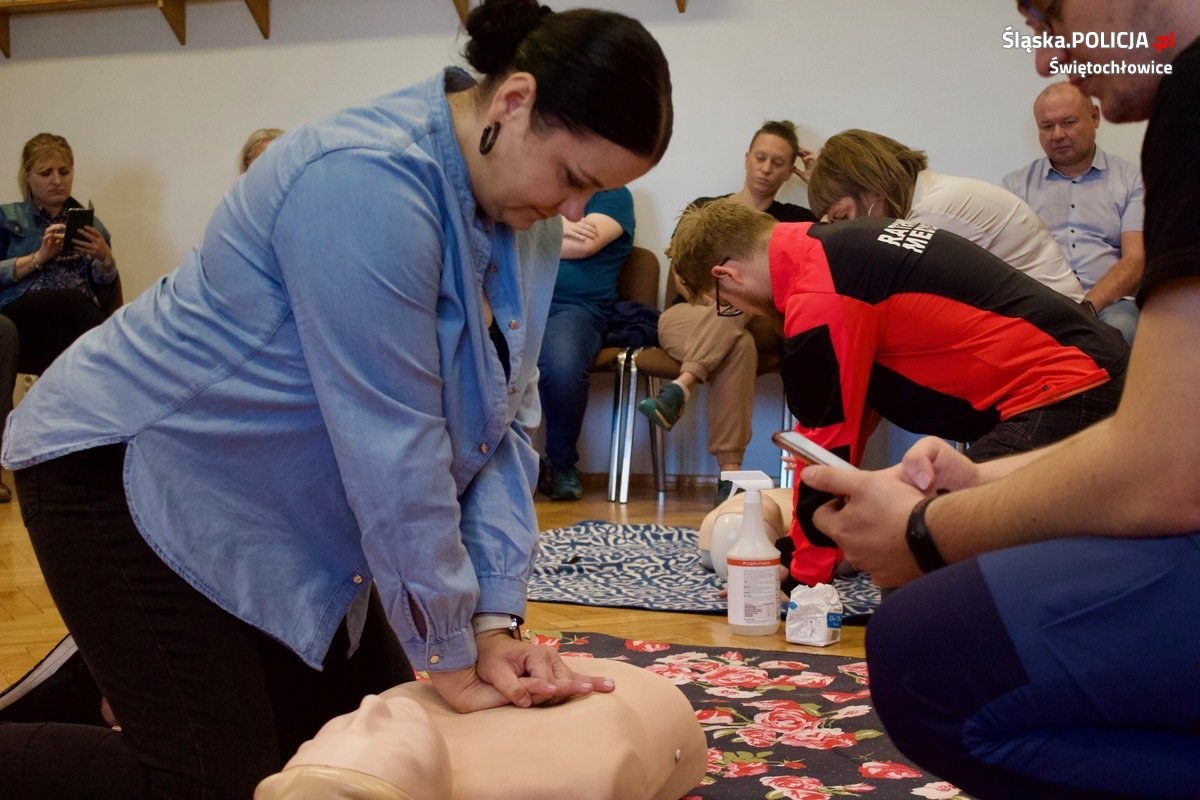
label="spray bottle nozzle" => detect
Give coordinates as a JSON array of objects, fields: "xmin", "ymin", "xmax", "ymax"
[{"xmin": 720, "ymin": 470, "xmax": 774, "ymax": 493}]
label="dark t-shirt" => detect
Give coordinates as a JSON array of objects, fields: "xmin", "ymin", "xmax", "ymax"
[
  {"xmin": 1138, "ymin": 35, "xmax": 1200, "ymax": 304},
  {"xmin": 692, "ymin": 194, "xmax": 818, "ymax": 224},
  {"xmin": 666, "ymin": 194, "xmax": 817, "ymax": 305}
]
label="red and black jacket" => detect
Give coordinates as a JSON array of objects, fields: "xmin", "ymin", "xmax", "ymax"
[{"xmin": 773, "ymin": 218, "xmax": 1127, "ymax": 584}]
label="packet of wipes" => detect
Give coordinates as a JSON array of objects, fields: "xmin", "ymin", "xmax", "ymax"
[{"xmin": 785, "ymin": 583, "xmax": 843, "ymax": 646}]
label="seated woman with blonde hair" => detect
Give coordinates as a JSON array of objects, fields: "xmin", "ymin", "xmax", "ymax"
[{"xmin": 0, "ymin": 132, "xmax": 121, "ymax": 502}]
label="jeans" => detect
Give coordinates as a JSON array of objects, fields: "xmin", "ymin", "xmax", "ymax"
[
  {"xmin": 1098, "ymin": 297, "xmax": 1139, "ymax": 345},
  {"xmin": 537, "ymin": 301, "xmax": 607, "ymax": 470},
  {"xmin": 967, "ymin": 371, "xmax": 1124, "ymax": 462},
  {"xmin": 868, "ymin": 537, "xmax": 1200, "ymax": 799},
  {"xmin": 2, "ymin": 445, "xmax": 413, "ymax": 800}
]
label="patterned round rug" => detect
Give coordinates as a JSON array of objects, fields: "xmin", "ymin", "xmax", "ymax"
[{"xmin": 528, "ymin": 521, "xmax": 879, "ymax": 619}]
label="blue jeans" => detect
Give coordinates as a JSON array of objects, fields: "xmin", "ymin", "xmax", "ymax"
[
  {"xmin": 1098, "ymin": 297, "xmax": 1139, "ymax": 345},
  {"xmin": 868, "ymin": 535, "xmax": 1200, "ymax": 799},
  {"xmin": 3, "ymin": 445, "xmax": 413, "ymax": 800},
  {"xmin": 537, "ymin": 301, "xmax": 607, "ymax": 470}
]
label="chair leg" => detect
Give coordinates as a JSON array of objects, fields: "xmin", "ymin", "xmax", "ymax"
[
  {"xmin": 780, "ymin": 388, "xmax": 795, "ymax": 489},
  {"xmin": 617, "ymin": 349, "xmax": 642, "ymax": 504},
  {"xmin": 607, "ymin": 350, "xmax": 631, "ymax": 502},
  {"xmin": 646, "ymin": 376, "xmax": 668, "ymax": 498}
]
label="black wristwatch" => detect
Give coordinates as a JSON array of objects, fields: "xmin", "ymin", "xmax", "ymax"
[{"xmin": 905, "ymin": 492, "xmax": 948, "ymax": 574}]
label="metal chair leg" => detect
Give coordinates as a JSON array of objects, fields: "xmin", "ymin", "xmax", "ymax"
[
  {"xmin": 617, "ymin": 349, "xmax": 642, "ymax": 504},
  {"xmin": 607, "ymin": 349, "xmax": 632, "ymax": 502},
  {"xmin": 646, "ymin": 376, "xmax": 668, "ymax": 497}
]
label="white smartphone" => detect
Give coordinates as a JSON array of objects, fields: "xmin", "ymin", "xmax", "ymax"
[{"xmin": 772, "ymin": 430, "xmax": 856, "ymax": 470}]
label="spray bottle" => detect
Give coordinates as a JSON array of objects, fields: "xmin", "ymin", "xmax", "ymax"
[{"xmin": 722, "ymin": 470, "xmax": 780, "ymax": 636}]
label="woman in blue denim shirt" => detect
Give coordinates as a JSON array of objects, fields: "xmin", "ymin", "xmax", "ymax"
[
  {"xmin": 0, "ymin": 133, "xmax": 121, "ymax": 503},
  {"xmin": 0, "ymin": 1, "xmax": 673, "ymax": 797}
]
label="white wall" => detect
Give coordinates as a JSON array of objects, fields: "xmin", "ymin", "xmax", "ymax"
[{"xmin": 0, "ymin": 0, "xmax": 1146, "ymax": 480}]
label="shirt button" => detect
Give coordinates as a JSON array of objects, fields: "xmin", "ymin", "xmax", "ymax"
[
  {"xmin": 430, "ymin": 654, "xmax": 442, "ymax": 665},
  {"xmin": 479, "ymin": 443, "xmax": 490, "ymax": 454},
  {"xmin": 508, "ymin": 320, "xmax": 520, "ymax": 330},
  {"xmin": 352, "ymin": 574, "xmax": 364, "ymax": 585}
]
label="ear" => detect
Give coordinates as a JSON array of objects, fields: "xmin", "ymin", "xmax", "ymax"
[
  {"xmin": 711, "ymin": 260, "xmax": 747, "ymax": 286},
  {"xmin": 485, "ymin": 72, "xmax": 538, "ymax": 123},
  {"xmin": 860, "ymin": 190, "xmax": 886, "ymax": 216}
]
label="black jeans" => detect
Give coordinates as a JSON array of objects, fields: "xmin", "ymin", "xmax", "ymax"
[
  {"xmin": 2, "ymin": 445, "xmax": 414, "ymax": 800},
  {"xmin": 967, "ymin": 371, "xmax": 1125, "ymax": 462}
]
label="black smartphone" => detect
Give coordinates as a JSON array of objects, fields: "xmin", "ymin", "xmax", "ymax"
[{"xmin": 62, "ymin": 207, "xmax": 94, "ymax": 254}]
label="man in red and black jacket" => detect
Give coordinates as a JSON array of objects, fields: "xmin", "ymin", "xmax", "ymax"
[{"xmin": 667, "ymin": 201, "xmax": 1127, "ymax": 586}]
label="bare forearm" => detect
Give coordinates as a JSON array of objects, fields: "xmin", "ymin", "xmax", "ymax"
[{"xmin": 1086, "ymin": 235, "xmax": 1144, "ymax": 309}]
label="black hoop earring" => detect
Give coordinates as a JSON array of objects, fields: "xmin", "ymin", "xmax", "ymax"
[{"xmin": 479, "ymin": 122, "xmax": 501, "ymax": 155}]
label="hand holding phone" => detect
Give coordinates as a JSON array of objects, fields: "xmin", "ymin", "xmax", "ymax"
[
  {"xmin": 772, "ymin": 430, "xmax": 856, "ymax": 471},
  {"xmin": 62, "ymin": 207, "xmax": 94, "ymax": 255}
]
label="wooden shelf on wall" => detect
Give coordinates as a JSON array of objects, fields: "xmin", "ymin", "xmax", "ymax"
[
  {"xmin": 450, "ymin": 0, "xmax": 686, "ymax": 25},
  {"xmin": 0, "ymin": 0, "xmax": 270, "ymax": 58}
]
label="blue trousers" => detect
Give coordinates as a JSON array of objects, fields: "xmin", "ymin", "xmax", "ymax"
[
  {"xmin": 1099, "ymin": 298, "xmax": 1139, "ymax": 345},
  {"xmin": 537, "ymin": 301, "xmax": 607, "ymax": 470},
  {"xmin": 867, "ymin": 534, "xmax": 1200, "ymax": 799}
]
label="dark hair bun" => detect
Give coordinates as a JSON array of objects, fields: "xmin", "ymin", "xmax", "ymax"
[{"xmin": 463, "ymin": 0, "xmax": 553, "ymax": 76}]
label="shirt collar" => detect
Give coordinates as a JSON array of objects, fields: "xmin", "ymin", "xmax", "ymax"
[
  {"xmin": 433, "ymin": 67, "xmax": 484, "ymax": 226},
  {"xmin": 1043, "ymin": 146, "xmax": 1108, "ymax": 180}
]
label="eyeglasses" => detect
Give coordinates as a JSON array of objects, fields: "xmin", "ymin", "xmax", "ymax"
[
  {"xmin": 714, "ymin": 258, "xmax": 743, "ymax": 317},
  {"xmin": 1018, "ymin": 0, "xmax": 1062, "ymax": 35}
]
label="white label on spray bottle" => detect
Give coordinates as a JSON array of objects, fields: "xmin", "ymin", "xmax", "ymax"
[{"xmin": 727, "ymin": 556, "xmax": 780, "ymax": 627}]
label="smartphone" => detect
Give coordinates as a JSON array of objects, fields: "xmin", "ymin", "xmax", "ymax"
[
  {"xmin": 772, "ymin": 430, "xmax": 856, "ymax": 470},
  {"xmin": 62, "ymin": 207, "xmax": 94, "ymax": 254}
]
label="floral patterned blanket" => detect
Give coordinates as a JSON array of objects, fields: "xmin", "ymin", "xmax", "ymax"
[
  {"xmin": 530, "ymin": 522, "xmax": 880, "ymax": 618},
  {"xmin": 538, "ymin": 630, "xmax": 972, "ymax": 800}
]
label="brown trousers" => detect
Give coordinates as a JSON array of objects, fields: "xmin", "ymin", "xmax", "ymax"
[{"xmin": 656, "ymin": 302, "xmax": 783, "ymax": 467}]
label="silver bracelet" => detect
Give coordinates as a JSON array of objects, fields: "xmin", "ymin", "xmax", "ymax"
[
  {"xmin": 471, "ymin": 613, "xmax": 522, "ymax": 639},
  {"xmin": 29, "ymin": 253, "xmax": 41, "ymax": 271}
]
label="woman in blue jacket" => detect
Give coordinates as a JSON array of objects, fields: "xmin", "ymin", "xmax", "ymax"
[
  {"xmin": 0, "ymin": 1, "xmax": 673, "ymax": 797},
  {"xmin": 0, "ymin": 132, "xmax": 121, "ymax": 503}
]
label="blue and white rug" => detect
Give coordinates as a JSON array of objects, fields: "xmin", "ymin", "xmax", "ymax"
[{"xmin": 528, "ymin": 521, "xmax": 880, "ymax": 619}]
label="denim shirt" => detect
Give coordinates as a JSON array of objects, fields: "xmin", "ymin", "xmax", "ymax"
[
  {"xmin": 0, "ymin": 196, "xmax": 117, "ymax": 307},
  {"xmin": 2, "ymin": 68, "xmax": 561, "ymax": 672}
]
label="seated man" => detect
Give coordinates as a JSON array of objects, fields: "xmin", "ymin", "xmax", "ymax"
[
  {"xmin": 537, "ymin": 187, "xmax": 635, "ymax": 500},
  {"xmin": 1003, "ymin": 81, "xmax": 1145, "ymax": 343},
  {"xmin": 640, "ymin": 120, "xmax": 816, "ymax": 505},
  {"xmin": 667, "ymin": 200, "xmax": 1128, "ymax": 587}
]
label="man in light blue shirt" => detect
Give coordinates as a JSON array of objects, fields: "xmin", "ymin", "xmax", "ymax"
[{"xmin": 1002, "ymin": 81, "xmax": 1145, "ymax": 343}]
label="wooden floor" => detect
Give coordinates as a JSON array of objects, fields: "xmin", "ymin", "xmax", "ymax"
[{"xmin": 0, "ymin": 474, "xmax": 864, "ymax": 689}]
